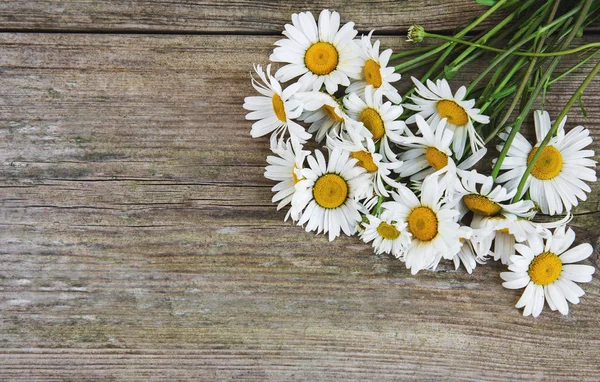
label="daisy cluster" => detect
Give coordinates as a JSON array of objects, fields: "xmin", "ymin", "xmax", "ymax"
[{"xmin": 243, "ymin": 9, "xmax": 597, "ymax": 317}]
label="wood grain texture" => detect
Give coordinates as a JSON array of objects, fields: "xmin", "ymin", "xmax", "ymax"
[
  {"xmin": 0, "ymin": 32, "xmax": 599, "ymax": 382},
  {"xmin": 0, "ymin": 0, "xmax": 503, "ymax": 34}
]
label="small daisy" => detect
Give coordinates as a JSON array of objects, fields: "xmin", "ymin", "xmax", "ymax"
[
  {"xmin": 346, "ymin": 31, "xmax": 402, "ymax": 103},
  {"xmin": 296, "ymin": 91, "xmax": 368, "ymax": 143},
  {"xmin": 404, "ymin": 77, "xmax": 490, "ymax": 159},
  {"xmin": 270, "ymin": 9, "xmax": 362, "ymax": 94},
  {"xmin": 243, "ymin": 64, "xmax": 310, "ymax": 147},
  {"xmin": 291, "ymin": 148, "xmax": 371, "ymax": 241},
  {"xmin": 264, "ymin": 139, "xmax": 311, "ymax": 218},
  {"xmin": 327, "ymin": 135, "xmax": 403, "ymax": 197},
  {"xmin": 382, "ymin": 173, "xmax": 467, "ymax": 274},
  {"xmin": 495, "ymin": 110, "xmax": 597, "ymax": 215},
  {"xmin": 360, "ymin": 208, "xmax": 412, "ymax": 258},
  {"xmin": 453, "ymin": 237, "xmax": 486, "ymax": 274},
  {"xmin": 500, "ymin": 225, "xmax": 595, "ymax": 317},
  {"xmin": 344, "ymin": 85, "xmax": 406, "ymax": 160}
]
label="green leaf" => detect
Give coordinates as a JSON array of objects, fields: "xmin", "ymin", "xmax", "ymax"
[
  {"xmin": 476, "ymin": 0, "xmax": 498, "ymax": 6},
  {"xmin": 579, "ymin": 95, "xmax": 588, "ymax": 118},
  {"xmin": 444, "ymin": 65, "xmax": 459, "ymax": 80}
]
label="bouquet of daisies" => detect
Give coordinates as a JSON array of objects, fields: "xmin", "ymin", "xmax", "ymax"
[{"xmin": 244, "ymin": 2, "xmax": 599, "ymax": 318}]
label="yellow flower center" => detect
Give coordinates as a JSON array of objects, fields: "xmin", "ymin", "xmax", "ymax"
[
  {"xmin": 272, "ymin": 93, "xmax": 286, "ymax": 122},
  {"xmin": 407, "ymin": 206, "xmax": 438, "ymax": 242},
  {"xmin": 425, "ymin": 146, "xmax": 448, "ymax": 170},
  {"xmin": 292, "ymin": 164, "xmax": 302, "ymax": 184},
  {"xmin": 437, "ymin": 99, "xmax": 469, "ymax": 126},
  {"xmin": 528, "ymin": 251, "xmax": 563, "ymax": 286},
  {"xmin": 377, "ymin": 222, "xmax": 400, "ymax": 240},
  {"xmin": 360, "ymin": 107, "xmax": 385, "ymax": 140},
  {"xmin": 323, "ymin": 104, "xmax": 344, "ymax": 122},
  {"xmin": 351, "ymin": 151, "xmax": 378, "ymax": 173},
  {"xmin": 313, "ymin": 173, "xmax": 348, "ymax": 209},
  {"xmin": 527, "ymin": 146, "xmax": 563, "ymax": 180},
  {"xmin": 305, "ymin": 42, "xmax": 339, "ymax": 75},
  {"xmin": 364, "ymin": 59, "xmax": 383, "ymax": 88},
  {"xmin": 498, "ymin": 227, "xmax": 510, "ymax": 234},
  {"xmin": 463, "ymin": 194, "xmax": 502, "ymax": 216}
]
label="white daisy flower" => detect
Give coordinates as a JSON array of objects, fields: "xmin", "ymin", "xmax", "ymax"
[
  {"xmin": 360, "ymin": 208, "xmax": 412, "ymax": 258},
  {"xmin": 326, "ymin": 135, "xmax": 403, "ymax": 197},
  {"xmin": 243, "ymin": 64, "xmax": 310, "ymax": 147},
  {"xmin": 296, "ymin": 91, "xmax": 368, "ymax": 143},
  {"xmin": 495, "ymin": 110, "xmax": 597, "ymax": 215},
  {"xmin": 346, "ymin": 31, "xmax": 402, "ymax": 103},
  {"xmin": 382, "ymin": 173, "xmax": 467, "ymax": 274},
  {"xmin": 404, "ymin": 77, "xmax": 490, "ymax": 159},
  {"xmin": 453, "ymin": 238, "xmax": 486, "ymax": 274},
  {"xmin": 270, "ymin": 9, "xmax": 362, "ymax": 94},
  {"xmin": 500, "ymin": 225, "xmax": 595, "ymax": 317},
  {"xmin": 344, "ymin": 85, "xmax": 406, "ymax": 161},
  {"xmin": 264, "ymin": 139, "xmax": 311, "ymax": 218},
  {"xmin": 291, "ymin": 148, "xmax": 371, "ymax": 241}
]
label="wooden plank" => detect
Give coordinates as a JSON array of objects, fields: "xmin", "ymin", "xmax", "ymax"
[
  {"xmin": 0, "ymin": 33, "xmax": 599, "ymax": 380},
  {"xmin": 0, "ymin": 0, "xmax": 503, "ymax": 33}
]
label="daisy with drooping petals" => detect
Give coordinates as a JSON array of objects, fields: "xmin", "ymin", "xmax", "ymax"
[
  {"xmin": 404, "ymin": 77, "xmax": 490, "ymax": 159},
  {"xmin": 270, "ymin": 9, "xmax": 362, "ymax": 94},
  {"xmin": 264, "ymin": 139, "xmax": 311, "ymax": 219},
  {"xmin": 500, "ymin": 225, "xmax": 595, "ymax": 317},
  {"xmin": 495, "ymin": 110, "xmax": 597, "ymax": 215},
  {"xmin": 291, "ymin": 148, "xmax": 371, "ymax": 241},
  {"xmin": 243, "ymin": 64, "xmax": 310, "ymax": 147},
  {"xmin": 344, "ymin": 85, "xmax": 406, "ymax": 160},
  {"xmin": 382, "ymin": 173, "xmax": 467, "ymax": 274},
  {"xmin": 346, "ymin": 31, "xmax": 402, "ymax": 103},
  {"xmin": 453, "ymin": 237, "xmax": 486, "ymax": 274},
  {"xmin": 360, "ymin": 208, "xmax": 411, "ymax": 258}
]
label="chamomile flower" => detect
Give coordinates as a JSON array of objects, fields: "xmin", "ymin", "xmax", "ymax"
[
  {"xmin": 404, "ymin": 77, "xmax": 490, "ymax": 159},
  {"xmin": 360, "ymin": 208, "xmax": 411, "ymax": 258},
  {"xmin": 270, "ymin": 9, "xmax": 362, "ymax": 94},
  {"xmin": 327, "ymin": 135, "xmax": 403, "ymax": 197},
  {"xmin": 291, "ymin": 148, "xmax": 371, "ymax": 241},
  {"xmin": 344, "ymin": 85, "xmax": 406, "ymax": 160},
  {"xmin": 495, "ymin": 110, "xmax": 597, "ymax": 215},
  {"xmin": 500, "ymin": 225, "xmax": 595, "ymax": 317},
  {"xmin": 382, "ymin": 173, "xmax": 467, "ymax": 274},
  {"xmin": 264, "ymin": 139, "xmax": 311, "ymax": 218},
  {"xmin": 453, "ymin": 237, "xmax": 486, "ymax": 274},
  {"xmin": 346, "ymin": 31, "xmax": 402, "ymax": 103},
  {"xmin": 243, "ymin": 64, "xmax": 310, "ymax": 147}
]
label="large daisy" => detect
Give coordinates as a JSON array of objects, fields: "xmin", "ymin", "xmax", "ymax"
[
  {"xmin": 360, "ymin": 208, "xmax": 412, "ymax": 258},
  {"xmin": 346, "ymin": 31, "xmax": 402, "ymax": 103},
  {"xmin": 291, "ymin": 148, "xmax": 371, "ymax": 241},
  {"xmin": 382, "ymin": 173, "xmax": 467, "ymax": 274},
  {"xmin": 264, "ymin": 139, "xmax": 311, "ymax": 218},
  {"xmin": 270, "ymin": 9, "xmax": 362, "ymax": 94},
  {"xmin": 243, "ymin": 64, "xmax": 310, "ymax": 146},
  {"xmin": 404, "ymin": 77, "xmax": 490, "ymax": 159},
  {"xmin": 495, "ymin": 110, "xmax": 597, "ymax": 215},
  {"xmin": 344, "ymin": 85, "xmax": 406, "ymax": 161},
  {"xmin": 500, "ymin": 225, "xmax": 595, "ymax": 317}
]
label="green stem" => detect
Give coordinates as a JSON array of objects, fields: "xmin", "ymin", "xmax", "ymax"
[
  {"xmin": 512, "ymin": 59, "xmax": 600, "ymax": 203},
  {"xmin": 390, "ymin": 45, "xmax": 438, "ymax": 60},
  {"xmin": 548, "ymin": 48, "xmax": 600, "ymax": 85},
  {"xmin": 422, "ymin": 32, "xmax": 600, "ymax": 57}
]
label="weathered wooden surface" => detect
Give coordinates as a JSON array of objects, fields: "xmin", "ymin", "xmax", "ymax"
[{"xmin": 0, "ymin": 2, "xmax": 599, "ymax": 381}]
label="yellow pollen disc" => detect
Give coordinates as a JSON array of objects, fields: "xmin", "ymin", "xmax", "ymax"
[
  {"xmin": 527, "ymin": 146, "xmax": 563, "ymax": 180},
  {"xmin": 305, "ymin": 42, "xmax": 339, "ymax": 75},
  {"xmin": 425, "ymin": 147, "xmax": 448, "ymax": 170},
  {"xmin": 351, "ymin": 151, "xmax": 378, "ymax": 173},
  {"xmin": 437, "ymin": 99, "xmax": 469, "ymax": 126},
  {"xmin": 292, "ymin": 164, "xmax": 302, "ymax": 184},
  {"xmin": 498, "ymin": 227, "xmax": 510, "ymax": 234},
  {"xmin": 528, "ymin": 251, "xmax": 562, "ymax": 286},
  {"xmin": 272, "ymin": 93, "xmax": 287, "ymax": 122},
  {"xmin": 360, "ymin": 108, "xmax": 385, "ymax": 140},
  {"xmin": 313, "ymin": 173, "xmax": 348, "ymax": 209},
  {"xmin": 407, "ymin": 206, "xmax": 438, "ymax": 242},
  {"xmin": 463, "ymin": 194, "xmax": 502, "ymax": 217},
  {"xmin": 364, "ymin": 59, "xmax": 383, "ymax": 88},
  {"xmin": 377, "ymin": 222, "xmax": 400, "ymax": 240},
  {"xmin": 323, "ymin": 104, "xmax": 344, "ymax": 122}
]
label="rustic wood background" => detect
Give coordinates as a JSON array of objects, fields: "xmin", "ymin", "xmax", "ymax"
[{"xmin": 0, "ymin": 1, "xmax": 599, "ymax": 380}]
